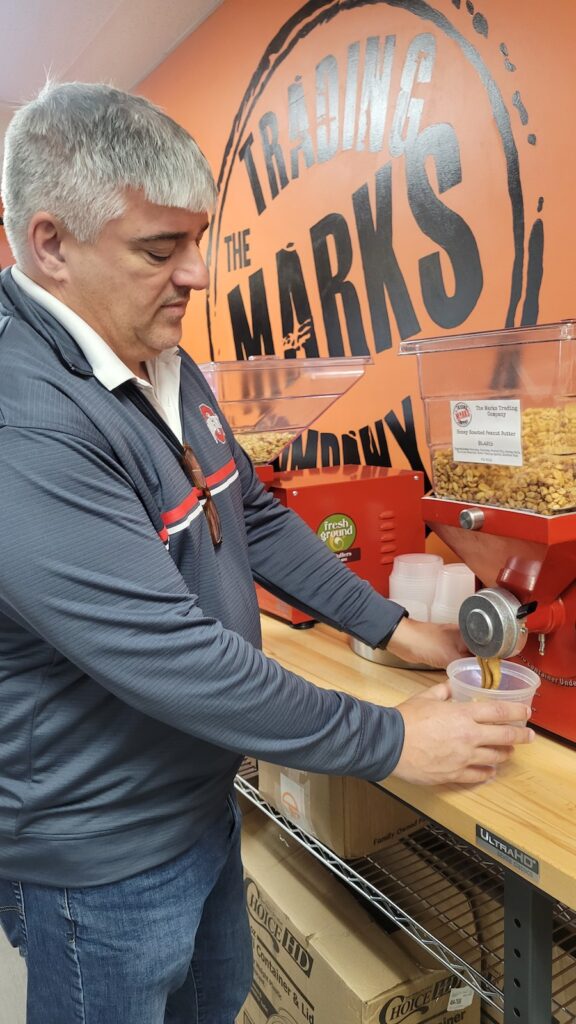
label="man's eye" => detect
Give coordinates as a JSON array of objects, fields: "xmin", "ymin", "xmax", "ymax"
[{"xmin": 146, "ymin": 251, "xmax": 171, "ymax": 262}]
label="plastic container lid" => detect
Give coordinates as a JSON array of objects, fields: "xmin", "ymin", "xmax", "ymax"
[{"xmin": 399, "ymin": 320, "xmax": 576, "ymax": 355}]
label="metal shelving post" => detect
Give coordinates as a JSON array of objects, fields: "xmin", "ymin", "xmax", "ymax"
[{"xmin": 503, "ymin": 870, "xmax": 553, "ymax": 1023}]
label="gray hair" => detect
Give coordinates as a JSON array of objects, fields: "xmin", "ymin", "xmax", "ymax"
[{"xmin": 1, "ymin": 81, "xmax": 218, "ymax": 263}]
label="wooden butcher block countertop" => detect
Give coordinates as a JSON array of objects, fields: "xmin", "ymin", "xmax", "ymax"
[{"xmin": 260, "ymin": 614, "xmax": 576, "ymax": 909}]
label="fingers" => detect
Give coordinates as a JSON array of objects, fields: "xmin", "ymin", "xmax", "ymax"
[
  {"xmin": 386, "ymin": 619, "xmax": 467, "ymax": 669},
  {"xmin": 447, "ymin": 765, "xmax": 497, "ymax": 785},
  {"xmin": 471, "ymin": 700, "xmax": 531, "ymax": 726},
  {"xmin": 473, "ymin": 724, "xmax": 535, "ymax": 748},
  {"xmin": 470, "ymin": 745, "xmax": 514, "ymax": 766},
  {"xmin": 418, "ymin": 682, "xmax": 451, "ymax": 702},
  {"xmin": 450, "ymin": 742, "xmax": 517, "ymax": 781},
  {"xmin": 393, "ymin": 683, "xmax": 537, "ymax": 787},
  {"xmin": 438, "ymin": 623, "xmax": 468, "ymax": 657}
]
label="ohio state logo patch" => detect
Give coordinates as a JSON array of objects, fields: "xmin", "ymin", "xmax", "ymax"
[{"xmin": 199, "ymin": 403, "xmax": 226, "ymax": 444}]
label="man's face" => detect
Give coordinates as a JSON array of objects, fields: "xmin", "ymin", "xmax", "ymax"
[{"xmin": 57, "ymin": 190, "xmax": 210, "ymax": 371}]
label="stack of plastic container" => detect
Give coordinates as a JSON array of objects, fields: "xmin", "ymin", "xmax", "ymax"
[
  {"xmin": 388, "ymin": 554, "xmax": 442, "ymax": 621},
  {"xmin": 389, "ymin": 554, "xmax": 475, "ymax": 624},
  {"xmin": 430, "ymin": 563, "xmax": 476, "ymax": 624}
]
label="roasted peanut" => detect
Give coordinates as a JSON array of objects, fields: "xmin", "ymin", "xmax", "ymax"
[
  {"xmin": 237, "ymin": 431, "xmax": 297, "ymax": 464},
  {"xmin": 432, "ymin": 405, "xmax": 576, "ymax": 514}
]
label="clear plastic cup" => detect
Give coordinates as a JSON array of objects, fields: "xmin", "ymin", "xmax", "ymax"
[
  {"xmin": 397, "ymin": 598, "xmax": 429, "ymax": 622},
  {"xmin": 433, "ymin": 563, "xmax": 475, "ymax": 606},
  {"xmin": 430, "ymin": 602, "xmax": 460, "ymax": 624},
  {"xmin": 430, "ymin": 564, "xmax": 476, "ymax": 624},
  {"xmin": 447, "ymin": 658, "xmax": 540, "ymax": 716},
  {"xmin": 389, "ymin": 577, "xmax": 436, "ymax": 613},
  {"xmin": 389, "ymin": 554, "xmax": 443, "ymax": 611},
  {"xmin": 392, "ymin": 554, "xmax": 443, "ymax": 578}
]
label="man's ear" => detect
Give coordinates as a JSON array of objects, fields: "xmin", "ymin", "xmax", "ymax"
[{"xmin": 27, "ymin": 213, "xmax": 70, "ymax": 283}]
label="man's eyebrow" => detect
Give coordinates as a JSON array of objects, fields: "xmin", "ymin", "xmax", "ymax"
[
  {"xmin": 132, "ymin": 224, "xmax": 210, "ymax": 244},
  {"xmin": 131, "ymin": 232, "xmax": 188, "ymax": 243}
]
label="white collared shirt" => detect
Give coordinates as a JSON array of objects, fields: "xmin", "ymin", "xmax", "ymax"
[{"xmin": 11, "ymin": 266, "xmax": 183, "ymax": 441}]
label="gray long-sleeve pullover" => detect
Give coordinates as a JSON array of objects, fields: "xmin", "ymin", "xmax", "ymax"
[{"xmin": 0, "ymin": 269, "xmax": 406, "ymax": 886}]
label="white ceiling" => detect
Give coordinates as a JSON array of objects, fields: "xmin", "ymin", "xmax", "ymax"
[{"xmin": 0, "ymin": 0, "xmax": 223, "ymax": 149}]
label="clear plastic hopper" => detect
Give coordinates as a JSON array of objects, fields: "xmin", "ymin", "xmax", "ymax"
[
  {"xmin": 198, "ymin": 356, "xmax": 371, "ymax": 464},
  {"xmin": 400, "ymin": 323, "xmax": 576, "ymax": 740},
  {"xmin": 400, "ymin": 321, "xmax": 576, "ymax": 515}
]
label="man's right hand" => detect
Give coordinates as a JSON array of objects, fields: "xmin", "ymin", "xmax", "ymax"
[{"xmin": 391, "ymin": 682, "xmax": 536, "ymax": 786}]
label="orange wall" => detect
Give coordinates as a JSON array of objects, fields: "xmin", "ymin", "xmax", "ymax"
[
  {"xmin": 4, "ymin": 1, "xmax": 573, "ymax": 484},
  {"xmin": 138, "ymin": 0, "xmax": 575, "ymax": 477}
]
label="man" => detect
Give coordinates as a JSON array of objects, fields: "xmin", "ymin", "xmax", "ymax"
[{"xmin": 0, "ymin": 83, "xmax": 534, "ymax": 1024}]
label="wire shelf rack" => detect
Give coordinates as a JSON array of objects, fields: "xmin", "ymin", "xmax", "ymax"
[{"xmin": 235, "ymin": 761, "xmax": 576, "ymax": 1023}]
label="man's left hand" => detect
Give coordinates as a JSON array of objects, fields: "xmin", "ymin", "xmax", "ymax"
[{"xmin": 385, "ymin": 617, "xmax": 468, "ymax": 670}]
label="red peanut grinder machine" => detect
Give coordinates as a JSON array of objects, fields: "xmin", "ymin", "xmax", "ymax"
[
  {"xmin": 199, "ymin": 357, "xmax": 425, "ymax": 627},
  {"xmin": 401, "ymin": 321, "xmax": 576, "ymax": 743}
]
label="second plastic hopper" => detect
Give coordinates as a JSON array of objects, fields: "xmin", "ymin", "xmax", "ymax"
[{"xmin": 198, "ymin": 356, "xmax": 371, "ymax": 464}]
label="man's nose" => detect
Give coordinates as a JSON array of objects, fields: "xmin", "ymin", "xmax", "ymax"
[{"xmin": 171, "ymin": 246, "xmax": 209, "ymax": 291}]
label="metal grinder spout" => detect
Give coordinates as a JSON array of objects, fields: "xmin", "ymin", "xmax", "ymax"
[{"xmin": 458, "ymin": 586, "xmax": 530, "ymax": 659}]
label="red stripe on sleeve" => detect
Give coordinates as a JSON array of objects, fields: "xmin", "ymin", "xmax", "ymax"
[
  {"xmin": 161, "ymin": 459, "xmax": 236, "ymax": 527},
  {"xmin": 206, "ymin": 458, "xmax": 236, "ymax": 488},
  {"xmin": 161, "ymin": 489, "xmax": 199, "ymax": 527}
]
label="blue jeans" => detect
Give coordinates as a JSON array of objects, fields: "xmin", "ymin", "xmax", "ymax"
[{"xmin": 0, "ymin": 795, "xmax": 252, "ymax": 1024}]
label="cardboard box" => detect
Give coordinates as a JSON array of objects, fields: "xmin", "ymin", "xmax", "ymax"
[
  {"xmin": 237, "ymin": 813, "xmax": 479, "ymax": 1024},
  {"xmin": 368, "ymin": 840, "xmax": 483, "ymax": 975},
  {"xmin": 257, "ymin": 762, "xmax": 423, "ymax": 859}
]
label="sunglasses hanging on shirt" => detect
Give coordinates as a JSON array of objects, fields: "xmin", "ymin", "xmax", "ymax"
[{"xmin": 121, "ymin": 381, "xmax": 223, "ymax": 547}]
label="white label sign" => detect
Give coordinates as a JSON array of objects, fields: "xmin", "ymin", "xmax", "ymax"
[
  {"xmin": 450, "ymin": 399, "xmax": 523, "ymax": 466},
  {"xmin": 447, "ymin": 985, "xmax": 475, "ymax": 1012},
  {"xmin": 279, "ymin": 773, "xmax": 313, "ymax": 833}
]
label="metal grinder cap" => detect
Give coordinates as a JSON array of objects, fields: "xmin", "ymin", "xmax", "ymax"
[{"xmin": 458, "ymin": 587, "xmax": 528, "ymax": 659}]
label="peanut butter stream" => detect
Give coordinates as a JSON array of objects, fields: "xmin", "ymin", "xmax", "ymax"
[{"xmin": 478, "ymin": 656, "xmax": 502, "ymax": 690}]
